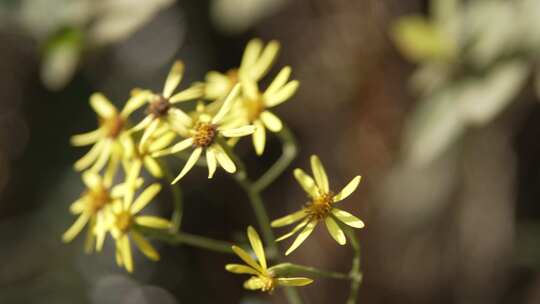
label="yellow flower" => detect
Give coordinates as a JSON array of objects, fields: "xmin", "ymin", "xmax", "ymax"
[
  {"xmin": 130, "ymin": 60, "xmax": 204, "ymax": 149},
  {"xmin": 109, "ymin": 183, "xmax": 171, "ymax": 273},
  {"xmin": 153, "ymin": 85, "xmax": 255, "ymax": 183},
  {"xmin": 225, "ymin": 226, "xmax": 313, "ymax": 293},
  {"xmin": 71, "ymin": 92, "xmax": 147, "ymax": 174},
  {"xmin": 240, "ymin": 66, "xmax": 299, "ymax": 155},
  {"xmin": 271, "ymin": 155, "xmax": 364, "ymax": 255},
  {"xmin": 62, "ymin": 171, "xmax": 128, "ymax": 253},
  {"xmin": 204, "ymin": 39, "xmax": 280, "ymax": 100}
]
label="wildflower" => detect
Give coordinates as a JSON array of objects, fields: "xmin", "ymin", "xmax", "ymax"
[
  {"xmin": 109, "ymin": 183, "xmax": 171, "ymax": 272},
  {"xmin": 240, "ymin": 66, "xmax": 299, "ymax": 155},
  {"xmin": 271, "ymin": 155, "xmax": 364, "ymax": 255},
  {"xmin": 62, "ymin": 171, "xmax": 130, "ymax": 252},
  {"xmin": 130, "ymin": 61, "xmax": 204, "ymax": 149},
  {"xmin": 152, "ymin": 85, "xmax": 255, "ymax": 183},
  {"xmin": 225, "ymin": 226, "xmax": 313, "ymax": 293},
  {"xmin": 204, "ymin": 39, "xmax": 279, "ymax": 100},
  {"xmin": 71, "ymin": 92, "xmax": 147, "ymax": 174}
]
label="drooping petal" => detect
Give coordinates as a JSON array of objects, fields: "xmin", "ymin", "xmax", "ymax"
[
  {"xmin": 62, "ymin": 213, "xmax": 90, "ymax": 243},
  {"xmin": 264, "ymin": 66, "xmax": 291, "ymax": 97},
  {"xmin": 285, "ymin": 220, "xmax": 317, "ymax": 256},
  {"xmin": 310, "ymin": 155, "xmax": 329, "ymax": 193},
  {"xmin": 74, "ymin": 140, "xmax": 104, "ymax": 171},
  {"xmin": 271, "ymin": 209, "xmax": 308, "ymax": 227},
  {"xmin": 143, "ymin": 157, "xmax": 163, "ymax": 178},
  {"xmin": 249, "ymin": 40, "xmax": 280, "ymax": 81},
  {"xmin": 162, "ymin": 61, "xmax": 184, "ymax": 98},
  {"xmin": 247, "ymin": 226, "xmax": 267, "ymax": 269},
  {"xmin": 332, "ymin": 209, "xmax": 365, "ymax": 228},
  {"xmin": 120, "ymin": 235, "xmax": 134, "ymax": 273},
  {"xmin": 131, "ymin": 230, "xmax": 159, "ymax": 261},
  {"xmin": 293, "ymin": 169, "xmax": 319, "ymax": 198},
  {"xmin": 277, "ymin": 277, "xmax": 314, "ymax": 287},
  {"xmin": 214, "ymin": 146, "xmax": 236, "ymax": 173},
  {"xmin": 131, "ymin": 183, "xmax": 162, "ymax": 213},
  {"xmin": 275, "ymin": 218, "xmax": 310, "ymax": 242},
  {"xmin": 134, "ymin": 216, "xmax": 172, "ymax": 229},
  {"xmin": 212, "ymin": 84, "xmax": 241, "ymax": 124},
  {"xmin": 333, "ymin": 176, "xmax": 362, "ymax": 203},
  {"xmin": 260, "ymin": 111, "xmax": 283, "ymax": 132},
  {"xmin": 139, "ymin": 118, "xmax": 160, "ymax": 150},
  {"xmin": 225, "ymin": 264, "xmax": 260, "ymax": 275},
  {"xmin": 220, "ymin": 125, "xmax": 256, "ymax": 137},
  {"xmin": 90, "ymin": 93, "xmax": 117, "ymax": 118},
  {"xmin": 325, "ymin": 217, "xmax": 346, "ymax": 245},
  {"xmin": 94, "ymin": 212, "xmax": 108, "ymax": 251},
  {"xmin": 171, "ymin": 147, "xmax": 202, "ymax": 184},
  {"xmin": 232, "ymin": 245, "xmax": 263, "ymax": 272},
  {"xmin": 169, "ymin": 83, "xmax": 204, "ymax": 103},
  {"xmin": 152, "ymin": 138, "xmax": 194, "ymax": 157},
  {"xmin": 84, "ymin": 216, "xmax": 97, "ymax": 254},
  {"xmin": 88, "ymin": 139, "xmax": 112, "ymax": 173},
  {"xmin": 265, "ymin": 80, "xmax": 299, "ymax": 107},
  {"xmin": 71, "ymin": 129, "xmax": 103, "ymax": 146},
  {"xmin": 206, "ymin": 147, "xmax": 217, "ymax": 178},
  {"xmin": 252, "ymin": 120, "xmax": 266, "ymax": 156}
]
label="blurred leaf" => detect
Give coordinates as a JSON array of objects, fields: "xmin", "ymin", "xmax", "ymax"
[
  {"xmin": 211, "ymin": 0, "xmax": 286, "ymax": 34},
  {"xmin": 391, "ymin": 15, "xmax": 456, "ymax": 63},
  {"xmin": 456, "ymin": 60, "xmax": 528, "ymax": 125},
  {"xmin": 40, "ymin": 28, "xmax": 83, "ymax": 91}
]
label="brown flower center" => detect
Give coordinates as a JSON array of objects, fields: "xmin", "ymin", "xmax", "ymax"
[
  {"xmin": 193, "ymin": 122, "xmax": 217, "ymax": 148},
  {"xmin": 146, "ymin": 95, "xmax": 171, "ymax": 117},
  {"xmin": 305, "ymin": 192, "xmax": 334, "ymax": 221},
  {"xmin": 101, "ymin": 115, "xmax": 124, "ymax": 138},
  {"xmin": 260, "ymin": 275, "xmax": 277, "ymax": 293},
  {"xmin": 86, "ymin": 186, "xmax": 110, "ymax": 213},
  {"xmin": 244, "ymin": 98, "xmax": 265, "ymax": 122},
  {"xmin": 226, "ymin": 69, "xmax": 239, "ymax": 85},
  {"xmin": 115, "ymin": 211, "xmax": 133, "ymax": 233}
]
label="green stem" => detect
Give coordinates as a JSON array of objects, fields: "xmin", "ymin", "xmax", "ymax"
[
  {"xmin": 270, "ymin": 263, "xmax": 349, "ymax": 280},
  {"xmin": 253, "ymin": 125, "xmax": 298, "ymax": 192},
  {"xmin": 160, "ymin": 161, "xmax": 183, "ymax": 232},
  {"xmin": 344, "ymin": 227, "xmax": 362, "ymax": 304},
  {"xmin": 139, "ymin": 227, "xmax": 234, "ymax": 254}
]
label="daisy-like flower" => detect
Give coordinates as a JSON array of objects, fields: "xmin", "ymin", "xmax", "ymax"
[
  {"xmin": 71, "ymin": 92, "xmax": 147, "ymax": 174},
  {"xmin": 109, "ymin": 183, "xmax": 171, "ymax": 273},
  {"xmin": 62, "ymin": 171, "xmax": 132, "ymax": 253},
  {"xmin": 130, "ymin": 60, "xmax": 204, "ymax": 149},
  {"xmin": 271, "ymin": 155, "xmax": 364, "ymax": 255},
  {"xmin": 204, "ymin": 39, "xmax": 279, "ymax": 100},
  {"xmin": 225, "ymin": 226, "xmax": 313, "ymax": 293},
  {"xmin": 240, "ymin": 66, "xmax": 299, "ymax": 155},
  {"xmin": 152, "ymin": 85, "xmax": 255, "ymax": 183}
]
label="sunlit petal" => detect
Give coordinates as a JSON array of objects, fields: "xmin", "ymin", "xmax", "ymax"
[
  {"xmin": 333, "ymin": 176, "xmax": 362, "ymax": 202},
  {"xmin": 212, "ymin": 84, "xmax": 241, "ymax": 124},
  {"xmin": 285, "ymin": 220, "xmax": 317, "ymax": 255},
  {"xmin": 247, "ymin": 226, "xmax": 267, "ymax": 269},
  {"xmin": 90, "ymin": 93, "xmax": 117, "ymax": 118},
  {"xmin": 275, "ymin": 218, "xmax": 309, "ymax": 242},
  {"xmin": 252, "ymin": 121, "xmax": 266, "ymax": 156},
  {"xmin": 271, "ymin": 209, "xmax": 308, "ymax": 227},
  {"xmin": 220, "ymin": 125, "xmax": 256, "ymax": 138},
  {"xmin": 225, "ymin": 264, "xmax": 260, "ymax": 275},
  {"xmin": 240, "ymin": 39, "xmax": 263, "ymax": 72},
  {"xmin": 249, "ymin": 40, "xmax": 279, "ymax": 81},
  {"xmin": 260, "ymin": 111, "xmax": 282, "ymax": 132},
  {"xmin": 265, "ymin": 66, "xmax": 291, "ymax": 97},
  {"xmin": 310, "ymin": 155, "xmax": 329, "ymax": 193},
  {"xmin": 169, "ymin": 83, "xmax": 204, "ymax": 103},
  {"xmin": 325, "ymin": 217, "xmax": 346, "ymax": 245},
  {"xmin": 206, "ymin": 147, "xmax": 217, "ymax": 178},
  {"xmin": 332, "ymin": 209, "xmax": 365, "ymax": 228},
  {"xmin": 264, "ymin": 80, "xmax": 299, "ymax": 107},
  {"xmin": 232, "ymin": 245, "xmax": 263, "ymax": 273},
  {"xmin": 293, "ymin": 169, "xmax": 319, "ymax": 198},
  {"xmin": 163, "ymin": 61, "xmax": 184, "ymax": 98},
  {"xmin": 214, "ymin": 146, "xmax": 236, "ymax": 173},
  {"xmin": 172, "ymin": 147, "xmax": 202, "ymax": 184}
]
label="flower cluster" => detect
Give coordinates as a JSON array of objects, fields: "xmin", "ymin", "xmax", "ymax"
[{"xmin": 64, "ymin": 39, "xmax": 364, "ymax": 295}]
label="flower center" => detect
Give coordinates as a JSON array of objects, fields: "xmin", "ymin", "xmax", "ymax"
[
  {"xmin": 147, "ymin": 95, "xmax": 171, "ymax": 117},
  {"xmin": 101, "ymin": 115, "xmax": 124, "ymax": 138},
  {"xmin": 115, "ymin": 211, "xmax": 132, "ymax": 233},
  {"xmin": 305, "ymin": 192, "xmax": 334, "ymax": 221},
  {"xmin": 86, "ymin": 186, "xmax": 110, "ymax": 213},
  {"xmin": 244, "ymin": 98, "xmax": 265, "ymax": 122},
  {"xmin": 193, "ymin": 122, "xmax": 217, "ymax": 148},
  {"xmin": 259, "ymin": 274, "xmax": 277, "ymax": 293}
]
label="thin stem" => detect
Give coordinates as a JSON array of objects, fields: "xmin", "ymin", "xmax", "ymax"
[
  {"xmin": 270, "ymin": 263, "xmax": 349, "ymax": 280},
  {"xmin": 139, "ymin": 227, "xmax": 234, "ymax": 254},
  {"xmin": 253, "ymin": 125, "xmax": 298, "ymax": 192},
  {"xmin": 160, "ymin": 160, "xmax": 183, "ymax": 232},
  {"xmin": 344, "ymin": 227, "xmax": 362, "ymax": 304}
]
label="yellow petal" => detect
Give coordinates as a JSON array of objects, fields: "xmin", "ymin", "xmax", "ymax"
[
  {"xmin": 243, "ymin": 277, "xmax": 264, "ymax": 291},
  {"xmin": 333, "ymin": 176, "xmax": 362, "ymax": 202},
  {"xmin": 168, "ymin": 108, "xmax": 193, "ymax": 130},
  {"xmin": 169, "ymin": 83, "xmax": 204, "ymax": 103},
  {"xmin": 247, "ymin": 226, "xmax": 267, "ymax": 270},
  {"xmin": 240, "ymin": 39, "xmax": 263, "ymax": 71},
  {"xmin": 249, "ymin": 40, "xmax": 280, "ymax": 81},
  {"xmin": 265, "ymin": 80, "xmax": 299, "ymax": 107},
  {"xmin": 324, "ymin": 217, "xmax": 346, "ymax": 245},
  {"xmin": 115, "ymin": 241, "xmax": 124, "ymax": 266},
  {"xmin": 134, "ymin": 216, "xmax": 172, "ymax": 229},
  {"xmin": 131, "ymin": 183, "xmax": 162, "ymax": 213},
  {"xmin": 260, "ymin": 111, "xmax": 282, "ymax": 132},
  {"xmin": 275, "ymin": 218, "xmax": 310, "ymax": 242},
  {"xmin": 214, "ymin": 146, "xmax": 236, "ymax": 173},
  {"xmin": 252, "ymin": 121, "xmax": 266, "ymax": 156},
  {"xmin": 171, "ymin": 147, "xmax": 202, "ymax": 184},
  {"xmin": 143, "ymin": 157, "xmax": 163, "ymax": 178},
  {"xmin": 90, "ymin": 93, "xmax": 116, "ymax": 118},
  {"xmin": 139, "ymin": 118, "xmax": 160, "ymax": 151},
  {"xmin": 153, "ymin": 137, "xmax": 194, "ymax": 158},
  {"xmin": 293, "ymin": 169, "xmax": 318, "ymax": 198},
  {"xmin": 62, "ymin": 213, "xmax": 90, "ymax": 243},
  {"xmin": 103, "ymin": 143, "xmax": 121, "ymax": 186},
  {"xmin": 232, "ymin": 245, "xmax": 263, "ymax": 273},
  {"xmin": 129, "ymin": 115, "xmax": 153, "ymax": 133},
  {"xmin": 71, "ymin": 129, "xmax": 103, "ymax": 146},
  {"xmin": 147, "ymin": 132, "xmax": 176, "ymax": 153},
  {"xmin": 82, "ymin": 171, "xmax": 101, "ymax": 189},
  {"xmin": 94, "ymin": 212, "xmax": 108, "ymax": 252},
  {"xmin": 271, "ymin": 209, "xmax": 308, "ymax": 227},
  {"xmin": 131, "ymin": 230, "xmax": 160, "ymax": 261},
  {"xmin": 74, "ymin": 140, "xmax": 104, "ymax": 171},
  {"xmin": 265, "ymin": 66, "xmax": 291, "ymax": 97},
  {"xmin": 241, "ymin": 78, "xmax": 259, "ymax": 101},
  {"xmin": 285, "ymin": 220, "xmax": 317, "ymax": 256},
  {"xmin": 88, "ymin": 139, "xmax": 112, "ymax": 173},
  {"xmin": 225, "ymin": 264, "xmax": 260, "ymax": 275},
  {"xmin": 277, "ymin": 277, "xmax": 314, "ymax": 287},
  {"xmin": 69, "ymin": 198, "xmax": 86, "ymax": 214},
  {"xmin": 212, "ymin": 84, "xmax": 240, "ymax": 124},
  {"xmin": 332, "ymin": 209, "xmax": 365, "ymax": 228},
  {"xmin": 206, "ymin": 147, "xmax": 217, "ymax": 178},
  {"xmin": 124, "ymin": 159, "xmax": 142, "ymax": 209},
  {"xmin": 310, "ymin": 155, "xmax": 329, "ymax": 193},
  {"xmin": 84, "ymin": 217, "xmax": 96, "ymax": 253},
  {"xmin": 220, "ymin": 125, "xmax": 256, "ymax": 137},
  {"xmin": 121, "ymin": 90, "xmax": 151, "ymax": 117},
  {"xmin": 163, "ymin": 60, "xmax": 184, "ymax": 98},
  {"xmin": 121, "ymin": 235, "xmax": 133, "ymax": 272}
]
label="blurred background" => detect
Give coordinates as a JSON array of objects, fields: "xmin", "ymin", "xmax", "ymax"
[{"xmin": 2, "ymin": 0, "xmax": 540, "ymax": 303}]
